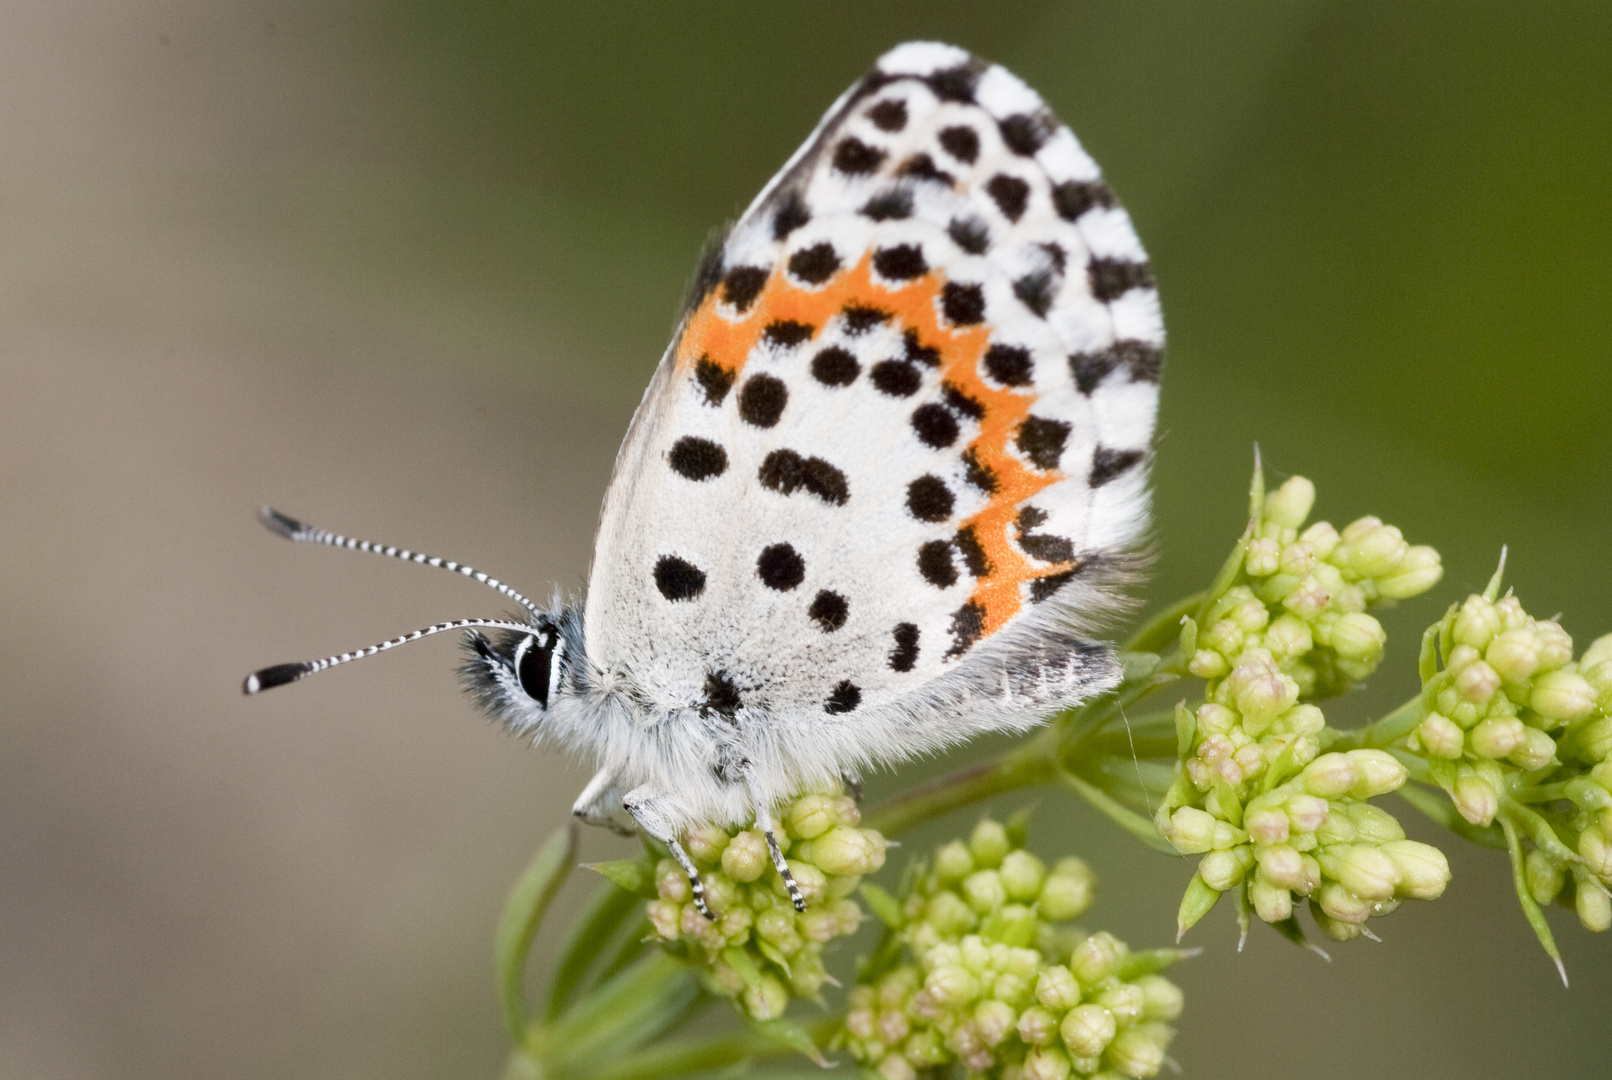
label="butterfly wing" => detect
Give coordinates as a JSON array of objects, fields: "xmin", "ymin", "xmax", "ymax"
[{"xmin": 584, "ymin": 42, "xmax": 1161, "ymax": 778}]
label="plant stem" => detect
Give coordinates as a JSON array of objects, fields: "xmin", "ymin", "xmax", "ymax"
[
  {"xmin": 570, "ymin": 1018, "xmax": 842, "ymax": 1080},
  {"xmin": 864, "ymin": 729, "xmax": 1059, "ymax": 836}
]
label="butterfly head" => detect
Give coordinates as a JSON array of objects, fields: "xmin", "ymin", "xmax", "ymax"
[{"xmin": 460, "ymin": 609, "xmax": 580, "ymax": 735}]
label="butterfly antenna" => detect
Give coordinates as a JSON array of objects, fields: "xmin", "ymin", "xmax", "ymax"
[
  {"xmin": 243, "ymin": 617, "xmax": 536, "ymax": 695},
  {"xmin": 258, "ymin": 506, "xmax": 542, "ymax": 619}
]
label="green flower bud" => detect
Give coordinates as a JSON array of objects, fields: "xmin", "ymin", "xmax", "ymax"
[
  {"xmin": 1024, "ymin": 1045, "xmax": 1075, "ymax": 1080},
  {"xmin": 1249, "ymin": 877, "xmax": 1294, "ymax": 923},
  {"xmin": 1455, "ymin": 659, "xmax": 1501, "ymax": 705},
  {"xmin": 1301, "ymin": 752, "xmax": 1360, "ymax": 798},
  {"xmin": 1416, "ymin": 712, "xmax": 1464, "ymax": 758},
  {"xmin": 969, "ymin": 819, "xmax": 1012, "ymax": 868},
  {"xmin": 876, "ymin": 1053, "xmax": 918, "ymax": 1080},
  {"xmin": 963, "ymin": 869, "xmax": 1008, "ymax": 914},
  {"xmin": 1284, "ymin": 793, "xmax": 1330, "ymax": 833},
  {"xmin": 1254, "ymin": 843, "xmax": 1307, "ymax": 890},
  {"xmin": 1574, "ymin": 717, "xmax": 1612, "ymax": 762},
  {"xmin": 1483, "ymin": 628, "xmax": 1541, "ymax": 684},
  {"xmin": 1199, "ymin": 846, "xmax": 1253, "ymax": 891},
  {"xmin": 1469, "ymin": 715, "xmax": 1527, "ymax": 759},
  {"xmin": 720, "ymin": 830, "xmax": 769, "ymax": 882},
  {"xmin": 1506, "ymin": 727, "xmax": 1557, "ymax": 772},
  {"xmin": 1344, "ymin": 802, "xmax": 1406, "ymax": 843},
  {"xmin": 1038, "ymin": 870, "xmax": 1095, "ymax": 922},
  {"xmin": 1279, "ymin": 540, "xmax": 1318, "ymax": 578},
  {"xmin": 783, "ymin": 794, "xmax": 838, "ymax": 840},
  {"xmin": 1061, "ymin": 1002, "xmax": 1117, "ymax": 1058},
  {"xmin": 1136, "ymin": 974, "xmax": 1185, "ymax": 1021},
  {"xmin": 933, "ymin": 840, "xmax": 975, "ymax": 884},
  {"xmin": 807, "ymin": 824, "xmax": 886, "ymax": 876},
  {"xmin": 1585, "ymin": 659, "xmax": 1612, "ymax": 713},
  {"xmin": 1264, "ymin": 613, "xmax": 1314, "ymax": 658},
  {"xmin": 1534, "ymin": 620, "xmax": 1575, "ymax": 671},
  {"xmin": 1245, "ymin": 536, "xmax": 1282, "ymax": 577},
  {"xmin": 1106, "ymin": 1022, "xmax": 1171, "ymax": 1079},
  {"xmin": 1376, "ymin": 544, "xmax": 1443, "ymax": 599},
  {"xmin": 1069, "ymin": 931, "xmax": 1126, "ymax": 984},
  {"xmin": 742, "ymin": 972, "xmax": 789, "ymax": 1020},
  {"xmin": 1266, "ymin": 475, "xmax": 1316, "ymax": 529},
  {"xmin": 1584, "ymin": 633, "xmax": 1612, "ymax": 670},
  {"xmin": 1453, "ymin": 596, "xmax": 1502, "ymax": 650},
  {"xmin": 1164, "ymin": 806, "xmax": 1217, "ymax": 854},
  {"xmin": 1299, "ymin": 520, "xmax": 1341, "ymax": 559},
  {"xmin": 1019, "ymin": 1004, "xmax": 1060, "ymax": 1045},
  {"xmin": 1347, "ymin": 749, "xmax": 1408, "ymax": 798},
  {"xmin": 1532, "ymin": 670, "xmax": 1596, "ymax": 724},
  {"xmin": 1282, "ymin": 575, "xmax": 1332, "ymax": 621},
  {"xmin": 1452, "ymin": 768, "xmax": 1499, "ymax": 826},
  {"xmin": 1245, "ymin": 807, "xmax": 1290, "ymax": 845},
  {"xmin": 1335, "ymin": 520, "xmax": 1408, "ymax": 578},
  {"xmin": 1229, "ymin": 649, "xmax": 1300, "ymax": 731},
  {"xmin": 1323, "ymin": 844, "xmax": 1399, "ymax": 901},
  {"xmin": 1525, "ymin": 848, "xmax": 1566, "ymax": 904},
  {"xmin": 924, "ymin": 963, "xmax": 980, "ymax": 1008},
  {"xmin": 1098, "ymin": 982, "xmax": 1147, "ymax": 1026},
  {"xmin": 776, "ymin": 860, "xmax": 827, "ymax": 906},
  {"xmin": 1000, "ymin": 849, "xmax": 1049, "ymax": 901},
  {"xmin": 1576, "ymin": 881, "xmax": 1612, "ymax": 932},
  {"xmin": 682, "ymin": 821, "xmax": 729, "ymax": 865},
  {"xmin": 923, "ymin": 889, "xmax": 977, "ymax": 936},
  {"xmin": 1189, "ymin": 649, "xmax": 1230, "ymax": 679},
  {"xmin": 1315, "ymin": 880, "xmax": 1372, "ymax": 924},
  {"xmin": 1578, "ymin": 825, "xmax": 1612, "ymax": 878},
  {"xmin": 1035, "ymin": 963, "xmax": 1083, "ymax": 1011},
  {"xmin": 1375, "ymin": 840, "xmax": 1450, "ymax": 900},
  {"xmin": 1329, "ymin": 612, "xmax": 1387, "ymax": 663}
]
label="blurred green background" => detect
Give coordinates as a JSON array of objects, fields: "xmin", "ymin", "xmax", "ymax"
[{"xmin": 1, "ymin": 3, "xmax": 1607, "ymax": 1078}]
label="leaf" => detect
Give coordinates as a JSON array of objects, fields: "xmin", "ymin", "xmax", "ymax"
[
  {"xmin": 546, "ymin": 877, "xmax": 646, "ymax": 1020},
  {"xmin": 858, "ymin": 883, "xmax": 904, "ymax": 929},
  {"xmin": 585, "ymin": 858, "xmax": 658, "ymax": 897},
  {"xmin": 744, "ymin": 1016, "xmax": 830, "ymax": 1068},
  {"xmin": 1005, "ymin": 804, "xmax": 1036, "ymax": 848},
  {"xmin": 1174, "ymin": 701, "xmax": 1196, "ymax": 760},
  {"xmin": 1176, "ymin": 872, "xmax": 1221, "ymax": 941},
  {"xmin": 497, "ymin": 822, "xmax": 577, "ymax": 1044}
]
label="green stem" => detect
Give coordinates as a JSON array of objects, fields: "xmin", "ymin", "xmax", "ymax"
[
  {"xmin": 1125, "ymin": 593, "xmax": 1206, "ymax": 655},
  {"xmin": 567, "ymin": 1018, "xmax": 842, "ymax": 1080},
  {"xmin": 864, "ymin": 728, "xmax": 1059, "ymax": 835},
  {"xmin": 1394, "ymin": 783, "xmax": 1506, "ymax": 849},
  {"xmin": 1331, "ymin": 693, "xmax": 1425, "ymax": 750}
]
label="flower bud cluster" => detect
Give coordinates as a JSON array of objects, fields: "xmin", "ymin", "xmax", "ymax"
[
  {"xmin": 1162, "ymin": 476, "xmax": 1449, "ymax": 940},
  {"xmin": 1187, "ymin": 476, "xmax": 1442, "ymax": 700},
  {"xmin": 842, "ymin": 820, "xmax": 1183, "ymax": 1079},
  {"xmin": 645, "ymin": 790, "xmax": 884, "ymax": 1019},
  {"xmin": 1414, "ymin": 591, "xmax": 1612, "ymax": 931}
]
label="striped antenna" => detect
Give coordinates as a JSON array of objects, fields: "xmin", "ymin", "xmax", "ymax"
[
  {"xmin": 243, "ymin": 617, "xmax": 535, "ymax": 695},
  {"xmin": 259, "ymin": 506, "xmax": 541, "ymax": 619}
]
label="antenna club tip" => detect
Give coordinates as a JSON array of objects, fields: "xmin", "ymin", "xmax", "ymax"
[{"xmin": 243, "ymin": 662, "xmax": 311, "ymax": 695}]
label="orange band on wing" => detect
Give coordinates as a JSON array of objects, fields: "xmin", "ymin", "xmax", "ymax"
[{"xmin": 674, "ymin": 258, "xmax": 1074, "ymax": 642}]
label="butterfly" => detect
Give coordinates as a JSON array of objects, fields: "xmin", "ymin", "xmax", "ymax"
[{"xmin": 246, "ymin": 42, "xmax": 1162, "ymax": 915}]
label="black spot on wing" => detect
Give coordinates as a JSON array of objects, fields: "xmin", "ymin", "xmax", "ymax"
[
  {"xmin": 983, "ymin": 344, "xmax": 1033, "ymax": 387},
  {"xmin": 871, "ymin": 359, "xmax": 921, "ymax": 397},
  {"xmin": 999, "ymin": 112, "xmax": 1053, "ymax": 156},
  {"xmin": 926, "ymin": 63, "xmax": 982, "ymax": 103},
  {"xmin": 941, "ymin": 382, "xmax": 985, "ymax": 420},
  {"xmin": 945, "ymin": 600, "xmax": 986, "ymax": 658},
  {"xmin": 867, "ymin": 98, "xmax": 908, "ymax": 131},
  {"xmin": 764, "ymin": 320, "xmax": 815, "ymax": 348},
  {"xmin": 808, "ymin": 590, "xmax": 849, "ymax": 632},
  {"xmin": 654, "ymin": 555, "xmax": 706, "ymax": 601},
  {"xmin": 917, "ymin": 540, "xmax": 957, "ymax": 588},
  {"xmin": 722, "ymin": 266, "xmax": 768, "ymax": 312},
  {"xmin": 906, "ymin": 475, "xmax": 954, "ymax": 522},
  {"xmin": 668, "ymin": 436, "xmax": 728, "ymax": 480},
  {"xmin": 772, "ymin": 189, "xmax": 812, "ymax": 239},
  {"xmin": 1016, "ymin": 416, "xmax": 1071, "ymax": 471},
  {"xmin": 888, "ymin": 623, "xmax": 920, "ymax": 672},
  {"xmin": 904, "ymin": 329, "xmax": 941, "ymax": 367},
  {"xmin": 954, "ymin": 524, "xmax": 991, "ymax": 577},
  {"xmin": 941, "ymin": 282, "xmax": 985, "ymax": 325},
  {"xmin": 947, "ymin": 215, "xmax": 990, "ymax": 255},
  {"xmin": 1052, "ymin": 180, "xmax": 1115, "ymax": 222},
  {"xmin": 833, "ymin": 136, "xmax": 886, "ymax": 175},
  {"xmin": 986, "ymin": 174, "xmax": 1031, "ymax": 222},
  {"xmin": 758, "ymin": 449, "xmax": 849, "ymax": 506},
  {"xmin": 811, "ymin": 346, "xmax": 860, "ymax": 386},
  {"xmin": 895, "ymin": 154, "xmax": 954, "ymax": 185},
  {"xmin": 937, "ymin": 125, "xmax": 980, "ymax": 164},
  {"xmin": 1088, "ymin": 258, "xmax": 1154, "ymax": 303},
  {"xmin": 757, "ymin": 543, "xmax": 806, "ymax": 591},
  {"xmin": 861, "ymin": 188, "xmax": 913, "ymax": 221},
  {"xmin": 911, "ymin": 402, "xmax": 959, "ymax": 448},
  {"xmin": 824, "ymin": 680, "xmax": 862, "ymax": 714},
  {"xmin": 1015, "ymin": 506, "xmax": 1075, "ymax": 564},
  {"xmin": 738, "ymin": 374, "xmax": 788, "ymax": 428},
  {"xmin": 841, "ymin": 305, "xmax": 890, "ymax": 335},
  {"xmin": 961, "ymin": 447, "xmax": 998, "ymax": 494},
  {"xmin": 1030, "ymin": 569, "xmax": 1077, "ymax": 603},
  {"xmin": 1013, "ymin": 269, "xmax": 1056, "ymax": 318},
  {"xmin": 694, "ymin": 356, "xmax": 734, "ymax": 406},
  {"xmin": 1070, "ymin": 340, "xmax": 1163, "ymax": 394},
  {"xmin": 1090, "ymin": 446, "xmax": 1145, "ymax": 488},
  {"xmin": 873, "ymin": 244, "xmax": 928, "ymax": 281},
  {"xmin": 788, "ymin": 243, "xmax": 841, "ymax": 284}
]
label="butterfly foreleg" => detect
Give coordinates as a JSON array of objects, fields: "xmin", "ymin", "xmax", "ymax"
[
  {"xmin": 570, "ymin": 767, "xmax": 636, "ymax": 836},
  {"xmin": 741, "ymin": 765, "xmax": 807, "ymax": 913},
  {"xmin": 622, "ymin": 784, "xmax": 715, "ymax": 920}
]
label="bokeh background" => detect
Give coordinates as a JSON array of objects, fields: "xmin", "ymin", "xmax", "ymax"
[{"xmin": 2, "ymin": 3, "xmax": 1609, "ymax": 1078}]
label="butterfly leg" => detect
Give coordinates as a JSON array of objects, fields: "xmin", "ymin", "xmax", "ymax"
[
  {"xmin": 571, "ymin": 767, "xmax": 635, "ymax": 836},
  {"xmin": 743, "ymin": 769, "xmax": 807, "ymax": 912},
  {"xmin": 622, "ymin": 785, "xmax": 714, "ymax": 920},
  {"xmin": 841, "ymin": 772, "xmax": 863, "ymax": 803}
]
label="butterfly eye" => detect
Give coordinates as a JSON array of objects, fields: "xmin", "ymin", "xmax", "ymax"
[{"xmin": 513, "ymin": 631, "xmax": 560, "ymax": 709}]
